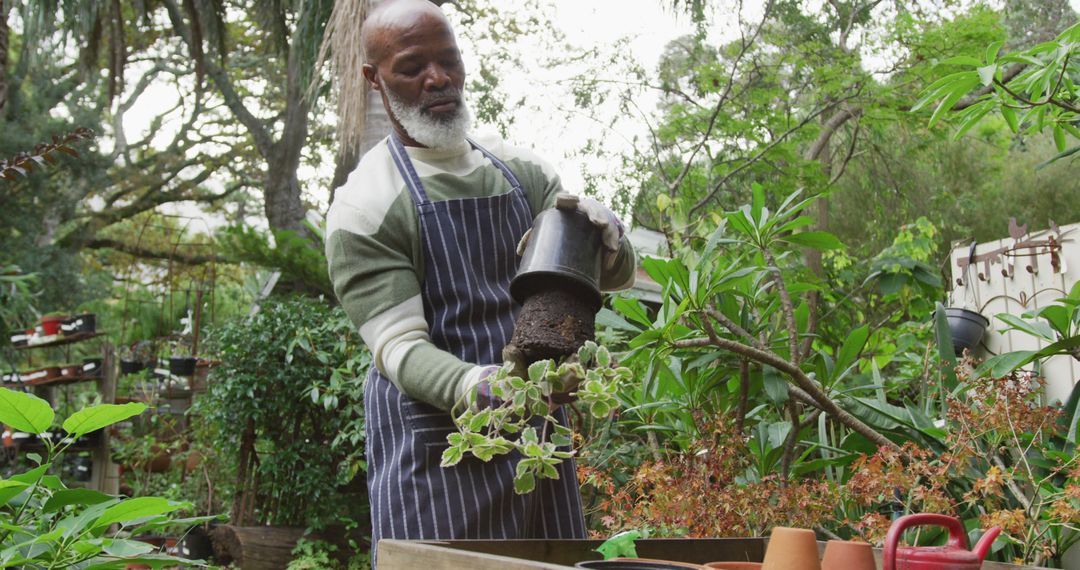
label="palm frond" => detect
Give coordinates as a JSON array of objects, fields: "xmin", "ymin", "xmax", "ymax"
[{"xmin": 310, "ymin": 0, "xmax": 370, "ymax": 153}]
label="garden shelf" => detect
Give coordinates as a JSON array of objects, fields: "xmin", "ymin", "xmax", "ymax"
[
  {"xmin": 376, "ymin": 538, "xmax": 1054, "ymax": 570},
  {"xmin": 28, "ymin": 374, "xmax": 103, "ymax": 387},
  {"xmin": 15, "ymin": 331, "xmax": 105, "ymax": 350}
]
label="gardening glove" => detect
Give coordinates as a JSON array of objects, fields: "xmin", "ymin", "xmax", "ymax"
[
  {"xmin": 547, "ymin": 354, "xmax": 584, "ymax": 408},
  {"xmin": 557, "ymin": 193, "xmax": 624, "ymax": 270},
  {"xmin": 465, "ymin": 365, "xmax": 503, "ymax": 411}
]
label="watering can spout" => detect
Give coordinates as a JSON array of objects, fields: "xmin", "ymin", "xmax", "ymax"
[{"xmin": 971, "ymin": 526, "xmax": 1002, "ymax": 562}]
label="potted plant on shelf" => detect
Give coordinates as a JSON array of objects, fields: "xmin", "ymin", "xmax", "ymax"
[
  {"xmin": 168, "ymin": 338, "xmax": 196, "ymax": 376},
  {"xmin": 40, "ymin": 312, "xmax": 68, "ymax": 336},
  {"xmin": 60, "ymin": 312, "xmax": 96, "ymax": 335},
  {"xmin": 119, "ymin": 340, "xmax": 156, "ymax": 375}
]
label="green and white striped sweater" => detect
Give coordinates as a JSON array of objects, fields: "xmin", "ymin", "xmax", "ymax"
[{"xmin": 326, "ymin": 133, "xmax": 635, "ymax": 412}]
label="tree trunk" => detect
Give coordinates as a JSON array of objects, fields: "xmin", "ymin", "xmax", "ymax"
[
  {"xmin": 210, "ymin": 524, "xmax": 370, "ymax": 570},
  {"xmin": 263, "ymin": 46, "xmax": 310, "ymax": 234},
  {"xmin": 1, "ymin": 0, "xmax": 9, "ymax": 118},
  {"xmin": 329, "ymin": 88, "xmax": 391, "ymax": 199}
]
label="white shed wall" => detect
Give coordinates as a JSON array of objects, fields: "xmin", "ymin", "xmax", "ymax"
[{"xmin": 949, "ymin": 221, "xmax": 1079, "ymax": 405}]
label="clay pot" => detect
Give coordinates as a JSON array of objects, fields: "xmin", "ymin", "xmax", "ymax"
[
  {"xmin": 185, "ymin": 449, "xmax": 203, "ymax": 473},
  {"xmin": 821, "ymin": 540, "xmax": 875, "ymax": 570},
  {"xmin": 576, "ymin": 559, "xmax": 706, "ymax": 569},
  {"xmin": 762, "ymin": 527, "xmax": 822, "ymax": 570},
  {"xmin": 705, "ymin": 563, "xmax": 762, "ymax": 569}
]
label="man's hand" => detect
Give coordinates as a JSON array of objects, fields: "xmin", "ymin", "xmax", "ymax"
[
  {"xmin": 517, "ymin": 193, "xmax": 625, "ymax": 269},
  {"xmin": 555, "ymin": 193, "xmax": 624, "ymax": 269},
  {"xmin": 546, "ymin": 354, "xmax": 584, "ymax": 409}
]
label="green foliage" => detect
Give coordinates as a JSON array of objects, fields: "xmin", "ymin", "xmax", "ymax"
[
  {"xmin": 977, "ymin": 282, "xmax": 1080, "ymax": 381},
  {"xmin": 443, "ymin": 342, "xmax": 631, "ymax": 494},
  {"xmin": 0, "ymin": 388, "xmax": 216, "ymax": 568},
  {"xmin": 195, "ymin": 295, "xmax": 369, "ymax": 527},
  {"xmin": 918, "ymin": 20, "xmax": 1080, "ymax": 163},
  {"xmin": 287, "ymin": 538, "xmax": 370, "ymax": 570},
  {"xmin": 219, "ymin": 225, "xmax": 333, "ymax": 297},
  {"xmin": 595, "ymin": 529, "xmax": 642, "ymax": 560}
]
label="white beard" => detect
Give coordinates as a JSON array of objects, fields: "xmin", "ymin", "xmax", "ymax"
[{"xmin": 385, "ymin": 86, "xmax": 473, "ymax": 150}]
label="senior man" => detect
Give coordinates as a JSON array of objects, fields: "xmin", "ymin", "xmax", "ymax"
[{"xmin": 325, "ymin": 0, "xmax": 635, "ymax": 554}]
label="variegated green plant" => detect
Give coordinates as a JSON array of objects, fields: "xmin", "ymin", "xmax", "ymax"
[{"xmin": 441, "ymin": 341, "xmax": 630, "ymax": 494}]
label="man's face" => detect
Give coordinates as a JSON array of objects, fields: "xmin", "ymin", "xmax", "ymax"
[{"xmin": 364, "ymin": 12, "xmax": 469, "ymax": 147}]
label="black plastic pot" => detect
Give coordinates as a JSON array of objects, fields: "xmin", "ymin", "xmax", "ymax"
[
  {"xmin": 60, "ymin": 313, "xmax": 96, "ymax": 335},
  {"xmin": 120, "ymin": 359, "xmax": 145, "ymax": 375},
  {"xmin": 9, "ymin": 331, "xmax": 29, "ymax": 347},
  {"xmin": 576, "ymin": 560, "xmax": 705, "ymax": 569},
  {"xmin": 169, "ymin": 356, "xmax": 197, "ymax": 376},
  {"xmin": 510, "ymin": 206, "xmax": 604, "ymax": 309},
  {"xmin": 943, "ymin": 307, "xmax": 989, "ymax": 356},
  {"xmin": 81, "ymin": 358, "xmax": 103, "ymax": 377}
]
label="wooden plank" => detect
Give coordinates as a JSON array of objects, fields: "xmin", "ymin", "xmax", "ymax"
[
  {"xmin": 378, "ymin": 540, "xmax": 575, "ymax": 570},
  {"xmin": 435, "ymin": 538, "xmax": 766, "ymax": 566},
  {"xmin": 379, "ymin": 539, "xmax": 1053, "ymax": 570}
]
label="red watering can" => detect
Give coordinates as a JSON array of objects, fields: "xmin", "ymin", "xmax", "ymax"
[{"xmin": 884, "ymin": 514, "xmax": 1001, "ymax": 570}]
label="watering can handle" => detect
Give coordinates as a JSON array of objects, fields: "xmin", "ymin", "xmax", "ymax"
[{"xmin": 882, "ymin": 514, "xmax": 968, "ymax": 570}]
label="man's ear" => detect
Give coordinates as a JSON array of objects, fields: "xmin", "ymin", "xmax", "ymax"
[{"xmin": 362, "ymin": 64, "xmax": 381, "ymax": 91}]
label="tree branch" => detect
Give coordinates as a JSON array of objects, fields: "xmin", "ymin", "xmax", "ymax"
[
  {"xmin": 84, "ymin": 238, "xmax": 226, "ymax": 265},
  {"xmin": 162, "ymin": 0, "xmax": 274, "ymax": 157},
  {"xmin": 952, "ymin": 64, "xmax": 1026, "ymax": 111},
  {"xmin": 671, "ymin": 336, "xmax": 895, "ymax": 449},
  {"xmin": 690, "ymin": 94, "xmax": 859, "ymax": 216}
]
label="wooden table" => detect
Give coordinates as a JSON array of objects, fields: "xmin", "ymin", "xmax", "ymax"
[{"xmin": 377, "ymin": 538, "xmax": 1054, "ymax": 570}]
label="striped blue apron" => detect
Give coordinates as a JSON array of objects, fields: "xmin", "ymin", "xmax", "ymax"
[{"xmin": 364, "ymin": 133, "xmax": 586, "ymax": 565}]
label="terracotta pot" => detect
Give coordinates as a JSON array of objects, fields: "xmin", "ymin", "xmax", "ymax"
[
  {"xmin": 24, "ymin": 367, "xmax": 61, "ymax": 384},
  {"xmin": 821, "ymin": 540, "xmax": 875, "ymax": 570},
  {"xmin": 762, "ymin": 527, "xmax": 822, "ymax": 570},
  {"xmin": 705, "ymin": 563, "xmax": 762, "ymax": 570},
  {"xmin": 185, "ymin": 449, "xmax": 203, "ymax": 473}
]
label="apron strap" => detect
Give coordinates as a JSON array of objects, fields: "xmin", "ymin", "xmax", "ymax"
[
  {"xmin": 467, "ymin": 136, "xmax": 523, "ymax": 191},
  {"xmin": 387, "ymin": 132, "xmax": 430, "ymax": 204},
  {"xmin": 386, "ymin": 132, "xmax": 524, "ymax": 205}
]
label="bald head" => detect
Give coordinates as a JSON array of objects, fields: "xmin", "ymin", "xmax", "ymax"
[{"xmin": 362, "ymin": 0, "xmax": 455, "ymax": 66}]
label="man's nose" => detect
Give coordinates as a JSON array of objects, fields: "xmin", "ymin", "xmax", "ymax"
[{"xmin": 423, "ymin": 64, "xmax": 451, "ymax": 90}]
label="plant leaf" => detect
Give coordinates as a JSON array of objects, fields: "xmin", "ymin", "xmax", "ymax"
[
  {"xmin": 63, "ymin": 403, "xmax": 147, "ymax": 438},
  {"xmin": 43, "ymin": 488, "xmax": 114, "ymax": 512},
  {"xmin": 93, "ymin": 498, "xmax": 184, "ymax": 530},
  {"xmin": 0, "ymin": 388, "xmax": 54, "ymax": 433},
  {"xmin": 781, "ymin": 231, "xmax": 844, "ymax": 250}
]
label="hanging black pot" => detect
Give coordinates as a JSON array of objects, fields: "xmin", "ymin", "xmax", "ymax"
[
  {"xmin": 169, "ymin": 356, "xmax": 197, "ymax": 376},
  {"xmin": 943, "ymin": 307, "xmax": 989, "ymax": 356},
  {"xmin": 120, "ymin": 359, "xmax": 145, "ymax": 375}
]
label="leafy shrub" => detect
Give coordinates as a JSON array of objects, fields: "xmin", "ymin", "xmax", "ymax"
[{"xmin": 194, "ymin": 295, "xmax": 370, "ymax": 527}]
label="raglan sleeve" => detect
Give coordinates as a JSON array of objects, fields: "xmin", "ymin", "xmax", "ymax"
[{"xmin": 325, "ymin": 157, "xmax": 492, "ymax": 412}]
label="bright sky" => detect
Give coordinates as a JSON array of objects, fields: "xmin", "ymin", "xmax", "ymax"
[{"xmin": 122, "ymin": 0, "xmax": 1080, "ymax": 219}]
